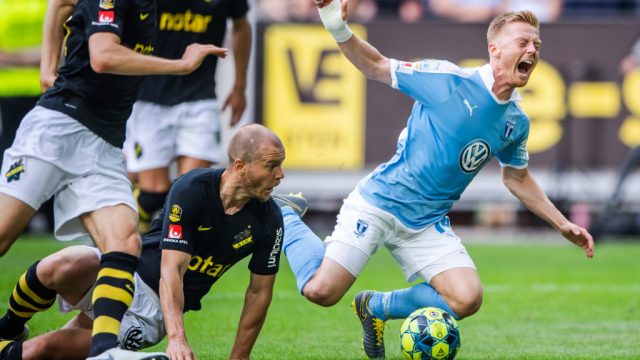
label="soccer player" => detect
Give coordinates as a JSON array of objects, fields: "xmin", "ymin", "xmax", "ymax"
[
  {"xmin": 124, "ymin": 0, "xmax": 252, "ymax": 233},
  {"xmin": 280, "ymin": 1, "xmax": 595, "ymax": 359},
  {"xmin": 0, "ymin": 124, "xmax": 286, "ymax": 360},
  {"xmin": 0, "ymin": 0, "xmax": 226, "ymax": 358}
]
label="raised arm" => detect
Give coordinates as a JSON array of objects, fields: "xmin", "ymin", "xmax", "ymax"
[
  {"xmin": 228, "ymin": 273, "xmax": 276, "ymax": 360},
  {"xmin": 223, "ymin": 15, "xmax": 251, "ymax": 127},
  {"xmin": 502, "ymin": 166, "xmax": 594, "ymax": 258},
  {"xmin": 88, "ymin": 33, "xmax": 228, "ymax": 76},
  {"xmin": 40, "ymin": 0, "xmax": 77, "ymax": 91},
  {"xmin": 159, "ymin": 249, "xmax": 196, "ymax": 360},
  {"xmin": 317, "ymin": 0, "xmax": 391, "ymax": 85}
]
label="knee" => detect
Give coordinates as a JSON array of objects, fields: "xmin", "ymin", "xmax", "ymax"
[
  {"xmin": 447, "ymin": 285, "xmax": 483, "ymax": 319},
  {"xmin": 303, "ymin": 283, "xmax": 343, "ymax": 307},
  {"xmin": 37, "ymin": 247, "xmax": 100, "ymax": 290}
]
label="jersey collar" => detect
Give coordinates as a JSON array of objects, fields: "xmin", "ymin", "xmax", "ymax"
[{"xmin": 478, "ymin": 64, "xmax": 522, "ymax": 104}]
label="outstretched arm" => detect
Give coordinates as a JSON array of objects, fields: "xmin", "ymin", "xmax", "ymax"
[
  {"xmin": 228, "ymin": 273, "xmax": 276, "ymax": 360},
  {"xmin": 160, "ymin": 249, "xmax": 196, "ymax": 360},
  {"xmin": 88, "ymin": 33, "xmax": 228, "ymax": 75},
  {"xmin": 502, "ymin": 166, "xmax": 594, "ymax": 258},
  {"xmin": 317, "ymin": 0, "xmax": 391, "ymax": 85}
]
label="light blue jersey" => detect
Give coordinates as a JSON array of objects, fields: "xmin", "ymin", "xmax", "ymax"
[{"xmin": 358, "ymin": 59, "xmax": 530, "ymax": 230}]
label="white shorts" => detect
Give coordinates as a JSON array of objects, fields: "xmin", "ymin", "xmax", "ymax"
[
  {"xmin": 124, "ymin": 100, "xmax": 221, "ymax": 172},
  {"xmin": 58, "ymin": 247, "xmax": 166, "ymax": 351},
  {"xmin": 0, "ymin": 106, "xmax": 137, "ymax": 240},
  {"xmin": 324, "ymin": 190, "xmax": 477, "ymax": 283}
]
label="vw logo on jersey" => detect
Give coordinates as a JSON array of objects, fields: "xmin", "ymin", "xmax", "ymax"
[{"xmin": 459, "ymin": 139, "xmax": 491, "ymax": 173}]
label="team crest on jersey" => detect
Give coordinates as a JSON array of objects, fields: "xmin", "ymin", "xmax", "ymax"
[
  {"xmin": 5, "ymin": 159, "xmax": 25, "ymax": 183},
  {"xmin": 232, "ymin": 226, "xmax": 253, "ymax": 251},
  {"xmin": 99, "ymin": 0, "xmax": 114, "ymax": 10},
  {"xmin": 354, "ymin": 219, "xmax": 369, "ymax": 238},
  {"xmin": 121, "ymin": 326, "xmax": 143, "ymax": 350},
  {"xmin": 459, "ymin": 139, "xmax": 491, "ymax": 173},
  {"xmin": 169, "ymin": 205, "xmax": 182, "ymax": 222},
  {"xmin": 503, "ymin": 121, "xmax": 515, "ymax": 140}
]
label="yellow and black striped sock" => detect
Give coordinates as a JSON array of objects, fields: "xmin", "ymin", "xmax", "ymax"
[
  {"xmin": 0, "ymin": 340, "xmax": 23, "ymax": 360},
  {"xmin": 0, "ymin": 261, "xmax": 55, "ymax": 339},
  {"xmin": 89, "ymin": 252, "xmax": 138, "ymax": 357},
  {"xmin": 134, "ymin": 188, "xmax": 167, "ymax": 234}
]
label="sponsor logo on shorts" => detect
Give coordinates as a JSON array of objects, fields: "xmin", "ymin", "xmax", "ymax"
[
  {"xmin": 354, "ymin": 219, "xmax": 369, "ymax": 238},
  {"xmin": 168, "ymin": 224, "xmax": 182, "ymax": 239},
  {"xmin": 121, "ymin": 326, "xmax": 143, "ymax": 350},
  {"xmin": 169, "ymin": 205, "xmax": 182, "ymax": 222},
  {"xmin": 5, "ymin": 159, "xmax": 25, "ymax": 183},
  {"xmin": 134, "ymin": 142, "xmax": 143, "ymax": 159}
]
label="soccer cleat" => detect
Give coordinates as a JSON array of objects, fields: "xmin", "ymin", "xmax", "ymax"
[
  {"xmin": 86, "ymin": 348, "xmax": 169, "ymax": 360},
  {"xmin": 352, "ymin": 290, "xmax": 386, "ymax": 359},
  {"xmin": 272, "ymin": 193, "xmax": 309, "ymax": 218}
]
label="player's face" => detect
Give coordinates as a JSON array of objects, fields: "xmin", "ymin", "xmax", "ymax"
[
  {"xmin": 244, "ymin": 143, "xmax": 285, "ymax": 202},
  {"xmin": 492, "ymin": 22, "xmax": 541, "ymax": 88}
]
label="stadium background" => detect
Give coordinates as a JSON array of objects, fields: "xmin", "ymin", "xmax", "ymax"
[{"xmin": 1, "ymin": 1, "xmax": 640, "ymax": 359}]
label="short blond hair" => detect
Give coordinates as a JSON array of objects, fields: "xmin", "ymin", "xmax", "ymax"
[{"xmin": 487, "ymin": 11, "xmax": 539, "ymax": 43}]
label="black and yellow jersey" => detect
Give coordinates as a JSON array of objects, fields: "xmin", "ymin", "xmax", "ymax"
[
  {"xmin": 137, "ymin": 0, "xmax": 248, "ymax": 106},
  {"xmin": 38, "ymin": 0, "xmax": 156, "ymax": 148},
  {"xmin": 137, "ymin": 168, "xmax": 283, "ymax": 312}
]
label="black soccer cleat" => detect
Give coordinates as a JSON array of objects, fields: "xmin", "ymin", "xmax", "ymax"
[
  {"xmin": 352, "ymin": 290, "xmax": 386, "ymax": 359},
  {"xmin": 272, "ymin": 193, "xmax": 309, "ymax": 218}
]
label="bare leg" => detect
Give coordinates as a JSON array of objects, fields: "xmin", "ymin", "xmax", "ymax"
[
  {"xmin": 176, "ymin": 156, "xmax": 212, "ymax": 175},
  {"xmin": 0, "ymin": 194, "xmax": 36, "ymax": 256},
  {"xmin": 429, "ymin": 267, "xmax": 483, "ymax": 319},
  {"xmin": 22, "ymin": 314, "xmax": 92, "ymax": 360}
]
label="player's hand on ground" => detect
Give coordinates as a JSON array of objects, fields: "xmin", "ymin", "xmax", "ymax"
[
  {"xmin": 166, "ymin": 338, "xmax": 196, "ymax": 360},
  {"xmin": 180, "ymin": 43, "xmax": 228, "ymax": 74},
  {"xmin": 559, "ymin": 222, "xmax": 594, "ymax": 258},
  {"xmin": 223, "ymin": 88, "xmax": 246, "ymax": 127}
]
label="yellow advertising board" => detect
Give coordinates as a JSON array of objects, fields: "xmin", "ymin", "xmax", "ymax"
[{"xmin": 264, "ymin": 24, "xmax": 366, "ymax": 169}]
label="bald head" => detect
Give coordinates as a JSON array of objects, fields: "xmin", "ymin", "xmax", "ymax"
[{"xmin": 227, "ymin": 124, "xmax": 284, "ymax": 164}]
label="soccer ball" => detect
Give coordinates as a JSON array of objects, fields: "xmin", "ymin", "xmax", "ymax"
[{"xmin": 399, "ymin": 307, "xmax": 461, "ymax": 360}]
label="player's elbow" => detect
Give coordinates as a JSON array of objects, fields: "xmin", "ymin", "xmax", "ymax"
[{"xmin": 89, "ymin": 54, "xmax": 114, "ymax": 74}]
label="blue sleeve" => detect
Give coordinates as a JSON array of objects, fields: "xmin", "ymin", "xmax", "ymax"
[
  {"xmin": 497, "ymin": 125, "xmax": 530, "ymax": 169},
  {"xmin": 390, "ymin": 59, "xmax": 467, "ymax": 106}
]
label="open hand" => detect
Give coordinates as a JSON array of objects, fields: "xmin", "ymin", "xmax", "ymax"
[{"xmin": 181, "ymin": 43, "xmax": 228, "ymax": 75}]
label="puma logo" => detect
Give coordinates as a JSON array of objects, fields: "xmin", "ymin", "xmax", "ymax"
[{"xmin": 463, "ymin": 98, "xmax": 478, "ymax": 116}]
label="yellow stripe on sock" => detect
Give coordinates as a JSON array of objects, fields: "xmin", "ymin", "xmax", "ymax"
[
  {"xmin": 0, "ymin": 340, "xmax": 13, "ymax": 352},
  {"xmin": 92, "ymin": 315, "xmax": 121, "ymax": 336},
  {"xmin": 18, "ymin": 273, "xmax": 54, "ymax": 305},
  {"xmin": 10, "ymin": 288, "xmax": 40, "ymax": 313},
  {"xmin": 97, "ymin": 267, "xmax": 134, "ymax": 282},
  {"xmin": 91, "ymin": 284, "xmax": 133, "ymax": 306},
  {"xmin": 7, "ymin": 304, "xmax": 34, "ymax": 319}
]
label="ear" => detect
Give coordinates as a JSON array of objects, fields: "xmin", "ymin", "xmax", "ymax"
[
  {"xmin": 234, "ymin": 159, "xmax": 246, "ymax": 175},
  {"xmin": 488, "ymin": 42, "xmax": 500, "ymax": 59}
]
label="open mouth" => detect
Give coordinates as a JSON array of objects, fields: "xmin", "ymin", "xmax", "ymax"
[{"xmin": 517, "ymin": 59, "xmax": 534, "ymax": 75}]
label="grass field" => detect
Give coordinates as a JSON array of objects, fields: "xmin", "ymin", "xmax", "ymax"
[{"xmin": 1, "ymin": 236, "xmax": 639, "ymax": 359}]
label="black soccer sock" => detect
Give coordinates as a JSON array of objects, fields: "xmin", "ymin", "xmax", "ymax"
[
  {"xmin": 0, "ymin": 340, "xmax": 23, "ymax": 360},
  {"xmin": 135, "ymin": 188, "xmax": 168, "ymax": 224},
  {"xmin": 89, "ymin": 252, "xmax": 138, "ymax": 357},
  {"xmin": 0, "ymin": 261, "xmax": 55, "ymax": 339}
]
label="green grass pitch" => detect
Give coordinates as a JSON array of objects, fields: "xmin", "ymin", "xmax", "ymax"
[{"xmin": 1, "ymin": 236, "xmax": 639, "ymax": 359}]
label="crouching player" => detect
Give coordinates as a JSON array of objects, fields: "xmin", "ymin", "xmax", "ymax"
[{"xmin": 0, "ymin": 124, "xmax": 286, "ymax": 360}]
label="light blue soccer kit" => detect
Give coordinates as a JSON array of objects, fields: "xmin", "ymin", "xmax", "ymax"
[{"xmin": 281, "ymin": 59, "xmax": 531, "ymax": 320}]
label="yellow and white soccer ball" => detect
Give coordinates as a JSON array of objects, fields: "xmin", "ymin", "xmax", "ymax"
[{"xmin": 399, "ymin": 307, "xmax": 461, "ymax": 360}]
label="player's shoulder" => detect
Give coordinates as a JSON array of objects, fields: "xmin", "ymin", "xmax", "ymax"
[
  {"xmin": 401, "ymin": 59, "xmax": 476, "ymax": 78},
  {"xmin": 172, "ymin": 168, "xmax": 219, "ymax": 194}
]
